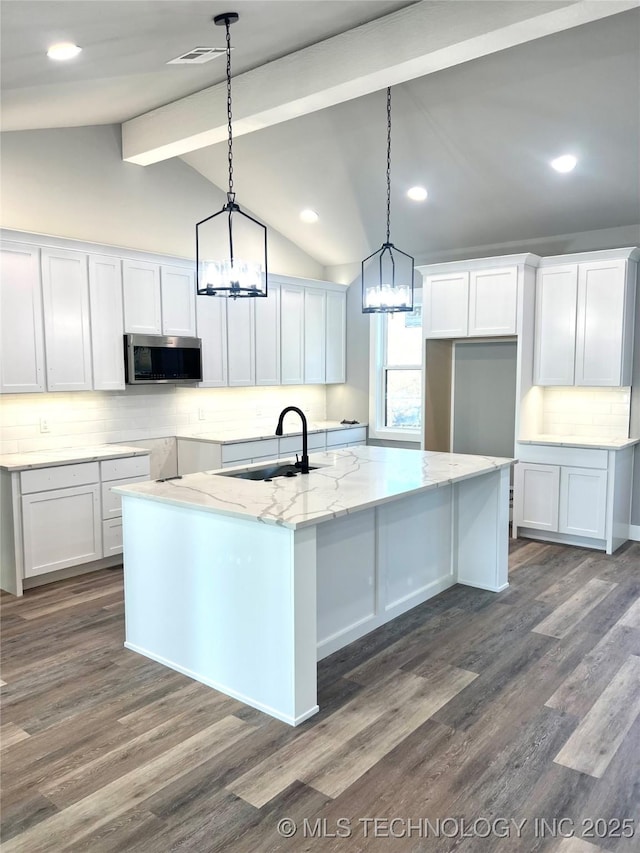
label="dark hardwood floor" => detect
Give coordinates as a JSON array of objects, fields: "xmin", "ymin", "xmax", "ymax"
[{"xmin": 2, "ymin": 538, "xmax": 639, "ymax": 852}]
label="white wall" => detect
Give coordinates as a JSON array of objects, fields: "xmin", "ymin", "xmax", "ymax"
[{"xmin": 0, "ymin": 125, "xmax": 324, "ymax": 278}]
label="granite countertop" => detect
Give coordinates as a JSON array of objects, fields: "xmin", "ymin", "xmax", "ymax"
[
  {"xmin": 0, "ymin": 444, "xmax": 151, "ymax": 472},
  {"xmin": 517, "ymin": 435, "xmax": 640, "ymax": 450},
  {"xmin": 113, "ymin": 445, "xmax": 512, "ymax": 530},
  {"xmin": 175, "ymin": 420, "xmax": 367, "ymax": 445}
]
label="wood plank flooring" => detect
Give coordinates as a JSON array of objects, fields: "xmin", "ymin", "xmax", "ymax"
[{"xmin": 2, "ymin": 539, "xmax": 640, "ymax": 852}]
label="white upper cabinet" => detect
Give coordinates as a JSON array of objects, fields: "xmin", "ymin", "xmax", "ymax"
[
  {"xmin": 88, "ymin": 255, "xmax": 125, "ymax": 391},
  {"xmin": 575, "ymin": 259, "xmax": 634, "ymax": 386},
  {"xmin": 468, "ymin": 267, "xmax": 517, "ymax": 336},
  {"xmin": 304, "ymin": 289, "xmax": 326, "ymax": 383},
  {"xmin": 122, "ymin": 260, "xmax": 162, "ymax": 335},
  {"xmin": 280, "ymin": 285, "xmax": 305, "ymax": 385},
  {"xmin": 423, "ymin": 272, "xmax": 469, "ymax": 338},
  {"xmin": 160, "ymin": 265, "xmax": 196, "ymax": 337},
  {"xmin": 197, "ymin": 295, "xmax": 227, "ymax": 387},
  {"xmin": 227, "ymin": 298, "xmax": 256, "ymax": 386},
  {"xmin": 255, "ymin": 285, "xmax": 281, "ymax": 386},
  {"xmin": 325, "ymin": 290, "xmax": 346, "ymax": 383},
  {"xmin": 533, "ymin": 265, "xmax": 578, "ymax": 386},
  {"xmin": 0, "ymin": 242, "xmax": 45, "ymax": 393},
  {"xmin": 534, "ymin": 254, "xmax": 636, "ymax": 387},
  {"xmin": 41, "ymin": 249, "xmax": 93, "ymax": 392}
]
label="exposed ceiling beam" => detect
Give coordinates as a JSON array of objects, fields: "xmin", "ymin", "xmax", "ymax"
[{"xmin": 122, "ymin": 0, "xmax": 639, "ymax": 166}]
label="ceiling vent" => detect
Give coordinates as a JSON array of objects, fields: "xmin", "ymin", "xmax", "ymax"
[{"xmin": 167, "ymin": 47, "xmax": 230, "ymax": 65}]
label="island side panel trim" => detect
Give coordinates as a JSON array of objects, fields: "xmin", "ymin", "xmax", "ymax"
[
  {"xmin": 454, "ymin": 466, "xmax": 510, "ymax": 591},
  {"xmin": 121, "ymin": 495, "xmax": 318, "ymax": 726}
]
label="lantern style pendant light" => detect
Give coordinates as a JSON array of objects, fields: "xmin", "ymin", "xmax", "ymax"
[
  {"xmin": 362, "ymin": 87, "xmax": 414, "ymax": 313},
  {"xmin": 196, "ymin": 12, "xmax": 268, "ymax": 298}
]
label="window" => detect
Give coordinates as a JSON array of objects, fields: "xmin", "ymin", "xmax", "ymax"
[{"xmin": 369, "ymin": 292, "xmax": 422, "ymax": 441}]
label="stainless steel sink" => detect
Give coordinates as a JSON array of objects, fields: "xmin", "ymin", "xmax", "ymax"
[{"xmin": 218, "ymin": 462, "xmax": 320, "ymax": 481}]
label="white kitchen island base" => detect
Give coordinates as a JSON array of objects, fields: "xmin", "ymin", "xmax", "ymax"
[{"xmin": 120, "ymin": 450, "xmax": 510, "ymax": 726}]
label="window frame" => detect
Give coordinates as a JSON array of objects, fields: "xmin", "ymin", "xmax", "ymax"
[{"xmin": 368, "ymin": 293, "xmax": 423, "ymax": 442}]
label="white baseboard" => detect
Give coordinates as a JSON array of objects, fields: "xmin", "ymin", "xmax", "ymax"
[{"xmin": 629, "ymin": 524, "xmax": 640, "ymax": 542}]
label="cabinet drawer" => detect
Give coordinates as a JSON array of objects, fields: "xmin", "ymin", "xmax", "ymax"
[
  {"xmin": 516, "ymin": 444, "xmax": 607, "ymax": 469},
  {"xmin": 279, "ymin": 432, "xmax": 326, "ymax": 455},
  {"xmin": 103, "ymin": 519, "xmax": 123, "ymax": 556},
  {"xmin": 102, "ymin": 475, "xmax": 149, "ymax": 520},
  {"xmin": 326, "ymin": 427, "xmax": 367, "ymax": 447},
  {"xmin": 222, "ymin": 439, "xmax": 279, "ymax": 464},
  {"xmin": 21, "ymin": 461, "xmax": 99, "ymax": 494},
  {"xmin": 100, "ymin": 455, "xmax": 150, "ymax": 481}
]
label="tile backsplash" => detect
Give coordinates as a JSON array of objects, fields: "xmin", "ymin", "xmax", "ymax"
[
  {"xmin": 542, "ymin": 387, "xmax": 631, "ymax": 438},
  {"xmin": 0, "ymin": 385, "xmax": 327, "ymax": 455}
]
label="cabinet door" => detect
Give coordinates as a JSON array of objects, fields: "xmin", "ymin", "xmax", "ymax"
[
  {"xmin": 533, "ymin": 265, "xmax": 577, "ymax": 385},
  {"xmin": 197, "ymin": 295, "xmax": 227, "ymax": 387},
  {"xmin": 468, "ymin": 267, "xmax": 517, "ymax": 336},
  {"xmin": 255, "ymin": 285, "xmax": 280, "ymax": 386},
  {"xmin": 559, "ymin": 466, "xmax": 607, "ymax": 539},
  {"xmin": 304, "ymin": 289, "xmax": 326, "ymax": 383},
  {"xmin": 0, "ymin": 242, "xmax": 45, "ymax": 393},
  {"xmin": 122, "ymin": 260, "xmax": 161, "ymax": 334},
  {"xmin": 423, "ymin": 272, "xmax": 468, "ymax": 338},
  {"xmin": 575, "ymin": 260, "xmax": 627, "ymax": 386},
  {"xmin": 21, "ymin": 484, "xmax": 101, "ymax": 578},
  {"xmin": 280, "ymin": 285, "xmax": 305, "ymax": 384},
  {"xmin": 160, "ymin": 266, "xmax": 196, "ymax": 336},
  {"xmin": 89, "ymin": 255, "xmax": 125, "ymax": 391},
  {"xmin": 326, "ymin": 290, "xmax": 346, "ymax": 383},
  {"xmin": 227, "ymin": 298, "xmax": 255, "ymax": 386},
  {"xmin": 41, "ymin": 249, "xmax": 92, "ymax": 392},
  {"xmin": 513, "ymin": 462, "xmax": 559, "ymax": 531}
]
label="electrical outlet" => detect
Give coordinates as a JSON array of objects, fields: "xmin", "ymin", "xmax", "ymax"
[
  {"xmin": 198, "ymin": 408, "xmax": 205, "ymax": 421},
  {"xmin": 39, "ymin": 418, "xmax": 50, "ymax": 433}
]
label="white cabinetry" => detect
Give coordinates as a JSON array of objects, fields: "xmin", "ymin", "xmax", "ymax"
[
  {"xmin": 160, "ymin": 266, "xmax": 196, "ymax": 336},
  {"xmin": 227, "ymin": 299, "xmax": 256, "ymax": 386},
  {"xmin": 89, "ymin": 255, "xmax": 125, "ymax": 391},
  {"xmin": 513, "ymin": 442, "xmax": 632, "ymax": 554},
  {"xmin": 197, "ymin": 296, "xmax": 227, "ymax": 387},
  {"xmin": 255, "ymin": 286, "xmax": 281, "ymax": 386},
  {"xmin": 280, "ymin": 285, "xmax": 305, "ymax": 384},
  {"xmin": 304, "ymin": 289, "xmax": 326, "ymax": 383},
  {"xmin": 423, "ymin": 265, "xmax": 518, "ymax": 339},
  {"xmin": 0, "ymin": 242, "xmax": 45, "ymax": 393},
  {"xmin": 1, "ymin": 452, "xmax": 151, "ymax": 595},
  {"xmin": 533, "ymin": 252, "xmax": 636, "ymax": 387},
  {"xmin": 122, "ymin": 259, "xmax": 162, "ymax": 334},
  {"xmin": 41, "ymin": 249, "xmax": 93, "ymax": 392}
]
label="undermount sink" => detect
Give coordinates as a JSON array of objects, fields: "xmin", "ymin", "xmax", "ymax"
[{"xmin": 218, "ymin": 462, "xmax": 321, "ymax": 482}]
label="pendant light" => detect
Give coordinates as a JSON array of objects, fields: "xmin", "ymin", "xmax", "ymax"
[
  {"xmin": 196, "ymin": 12, "xmax": 268, "ymax": 298},
  {"xmin": 362, "ymin": 87, "xmax": 414, "ymax": 313}
]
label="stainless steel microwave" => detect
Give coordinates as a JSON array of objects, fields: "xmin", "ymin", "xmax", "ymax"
[{"xmin": 124, "ymin": 334, "xmax": 202, "ymax": 385}]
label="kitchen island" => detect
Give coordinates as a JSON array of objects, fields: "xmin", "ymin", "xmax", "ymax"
[{"xmin": 114, "ymin": 446, "xmax": 512, "ymax": 725}]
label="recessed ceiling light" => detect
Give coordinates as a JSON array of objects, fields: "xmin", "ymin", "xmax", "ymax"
[
  {"xmin": 407, "ymin": 186, "xmax": 428, "ymax": 201},
  {"xmin": 47, "ymin": 42, "xmax": 82, "ymax": 61},
  {"xmin": 299, "ymin": 209, "xmax": 319, "ymax": 223},
  {"xmin": 551, "ymin": 154, "xmax": 577, "ymax": 173}
]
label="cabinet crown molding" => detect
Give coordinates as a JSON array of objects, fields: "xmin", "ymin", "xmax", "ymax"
[
  {"xmin": 417, "ymin": 253, "xmax": 541, "ymax": 276},
  {"xmin": 537, "ymin": 246, "xmax": 640, "ymax": 266}
]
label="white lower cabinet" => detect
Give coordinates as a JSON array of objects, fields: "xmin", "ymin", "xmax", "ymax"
[
  {"xmin": 1, "ymin": 452, "xmax": 150, "ymax": 595},
  {"xmin": 513, "ymin": 442, "xmax": 633, "ymax": 554},
  {"xmin": 22, "ymin": 483, "xmax": 101, "ymax": 578}
]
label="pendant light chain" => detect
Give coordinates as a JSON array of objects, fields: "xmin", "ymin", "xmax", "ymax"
[
  {"xmin": 225, "ymin": 18, "xmax": 234, "ymax": 201},
  {"xmin": 386, "ymin": 86, "xmax": 392, "ymax": 244}
]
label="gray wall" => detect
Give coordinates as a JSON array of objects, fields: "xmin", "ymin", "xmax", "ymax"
[
  {"xmin": 452, "ymin": 341, "xmax": 517, "ymax": 458},
  {"xmin": 0, "ymin": 125, "xmax": 324, "ymax": 277}
]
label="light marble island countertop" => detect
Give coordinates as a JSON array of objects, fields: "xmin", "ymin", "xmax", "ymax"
[
  {"xmin": 517, "ymin": 435, "xmax": 639, "ymax": 450},
  {"xmin": 0, "ymin": 444, "xmax": 151, "ymax": 472},
  {"xmin": 175, "ymin": 420, "xmax": 366, "ymax": 445},
  {"xmin": 113, "ymin": 445, "xmax": 512, "ymax": 529}
]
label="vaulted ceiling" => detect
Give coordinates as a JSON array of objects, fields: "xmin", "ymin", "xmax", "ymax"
[{"xmin": 2, "ymin": 1, "xmax": 639, "ymax": 268}]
